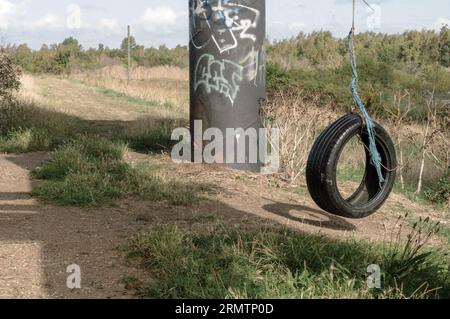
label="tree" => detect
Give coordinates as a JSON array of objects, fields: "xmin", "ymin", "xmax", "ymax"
[
  {"xmin": 62, "ymin": 37, "xmax": 82, "ymax": 49},
  {"xmin": 121, "ymin": 36, "xmax": 138, "ymax": 52},
  {"xmin": 55, "ymin": 37, "xmax": 83, "ymax": 72},
  {"xmin": 0, "ymin": 50, "xmax": 21, "ymax": 102},
  {"xmin": 440, "ymin": 26, "xmax": 450, "ymax": 67}
]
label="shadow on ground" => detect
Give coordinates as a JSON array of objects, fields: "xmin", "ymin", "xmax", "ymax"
[
  {"xmin": 262, "ymin": 201, "xmax": 356, "ymax": 231},
  {"xmin": 0, "ymin": 104, "xmax": 359, "ymax": 298}
]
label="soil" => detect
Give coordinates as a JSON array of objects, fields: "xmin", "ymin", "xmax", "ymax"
[{"xmin": 0, "ymin": 75, "xmax": 446, "ymax": 298}]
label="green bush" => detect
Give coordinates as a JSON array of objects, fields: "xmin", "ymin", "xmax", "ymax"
[
  {"xmin": 32, "ymin": 136, "xmax": 212, "ymax": 207},
  {"xmin": 425, "ymin": 169, "xmax": 450, "ymax": 206},
  {"xmin": 32, "ymin": 136, "xmax": 130, "ymax": 206}
]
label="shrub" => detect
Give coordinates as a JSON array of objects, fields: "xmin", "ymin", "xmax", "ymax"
[
  {"xmin": 0, "ymin": 51, "xmax": 21, "ymax": 102},
  {"xmin": 425, "ymin": 169, "xmax": 450, "ymax": 207},
  {"xmin": 32, "ymin": 136, "xmax": 130, "ymax": 206},
  {"xmin": 32, "ymin": 136, "xmax": 212, "ymax": 207}
]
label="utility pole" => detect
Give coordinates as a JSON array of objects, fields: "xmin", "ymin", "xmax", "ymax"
[{"xmin": 127, "ymin": 25, "xmax": 131, "ymax": 84}]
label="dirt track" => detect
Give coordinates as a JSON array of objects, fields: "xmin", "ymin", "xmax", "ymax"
[{"xmin": 0, "ymin": 75, "xmax": 447, "ymax": 298}]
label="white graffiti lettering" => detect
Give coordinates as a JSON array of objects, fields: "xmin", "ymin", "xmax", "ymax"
[
  {"xmin": 240, "ymin": 46, "xmax": 259, "ymax": 83},
  {"xmin": 190, "ymin": 0, "xmax": 260, "ymax": 53},
  {"xmin": 194, "ymin": 54, "xmax": 244, "ymax": 105}
]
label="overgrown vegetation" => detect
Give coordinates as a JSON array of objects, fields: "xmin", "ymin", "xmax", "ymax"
[
  {"xmin": 5, "ymin": 36, "xmax": 188, "ymax": 74},
  {"xmin": 425, "ymin": 170, "xmax": 450, "ymax": 207},
  {"xmin": 127, "ymin": 217, "xmax": 449, "ymax": 299},
  {"xmin": 0, "ymin": 27, "xmax": 449, "ymax": 300},
  {"xmin": 5, "ymin": 28, "xmax": 450, "ymax": 121},
  {"xmin": 263, "ymin": 30, "xmax": 449, "ymax": 201},
  {"xmin": 267, "ymin": 29, "xmax": 450, "ymax": 126},
  {"xmin": 32, "ymin": 135, "xmax": 211, "ymax": 207},
  {"xmin": 0, "ymin": 50, "xmax": 21, "ymax": 102},
  {"xmin": 0, "ymin": 99, "xmax": 81, "ymax": 152},
  {"xmin": 0, "ymin": 92, "xmax": 184, "ymax": 154}
]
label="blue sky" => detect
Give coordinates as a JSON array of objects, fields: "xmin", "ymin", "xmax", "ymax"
[{"xmin": 0, "ymin": 0, "xmax": 449, "ymax": 49}]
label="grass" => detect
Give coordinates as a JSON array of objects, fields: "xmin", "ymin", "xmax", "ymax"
[
  {"xmin": 126, "ymin": 217, "xmax": 449, "ymax": 299},
  {"xmin": 425, "ymin": 170, "xmax": 450, "ymax": 207},
  {"xmin": 438, "ymin": 226, "xmax": 450, "ymax": 244},
  {"xmin": 0, "ymin": 96, "xmax": 184, "ymax": 154},
  {"xmin": 75, "ymin": 80, "xmax": 177, "ymax": 112},
  {"xmin": 0, "ymin": 126, "xmax": 75, "ymax": 153},
  {"xmin": 335, "ymin": 164, "xmax": 449, "ymax": 212},
  {"xmin": 0, "ymin": 99, "xmax": 82, "ymax": 152},
  {"xmin": 0, "ymin": 129, "xmax": 42, "ymax": 153},
  {"xmin": 408, "ymin": 217, "xmax": 450, "ymax": 245},
  {"xmin": 70, "ymin": 66, "xmax": 189, "ymax": 117},
  {"xmin": 32, "ymin": 135, "xmax": 212, "ymax": 207},
  {"xmin": 0, "ymin": 96, "xmax": 201, "ymax": 207},
  {"xmin": 120, "ymin": 119, "xmax": 184, "ymax": 153}
]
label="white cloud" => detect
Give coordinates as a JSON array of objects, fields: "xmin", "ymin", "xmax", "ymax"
[
  {"xmin": 98, "ymin": 18, "xmax": 121, "ymax": 35},
  {"xmin": 30, "ymin": 14, "xmax": 61, "ymax": 29},
  {"xmin": 139, "ymin": 6, "xmax": 178, "ymax": 33},
  {"xmin": 67, "ymin": 3, "xmax": 83, "ymax": 29},
  {"xmin": 270, "ymin": 20, "xmax": 306, "ymax": 33},
  {"xmin": 289, "ymin": 22, "xmax": 305, "ymax": 30},
  {"xmin": 0, "ymin": 0, "xmax": 29, "ymax": 29},
  {"xmin": 432, "ymin": 17, "xmax": 450, "ymax": 31}
]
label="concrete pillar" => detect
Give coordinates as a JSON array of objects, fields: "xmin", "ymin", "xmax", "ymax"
[{"xmin": 189, "ymin": 0, "xmax": 266, "ymax": 171}]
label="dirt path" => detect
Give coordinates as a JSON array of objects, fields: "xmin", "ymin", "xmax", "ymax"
[
  {"xmin": 0, "ymin": 76, "xmax": 164, "ymax": 298},
  {"xmin": 1, "ymin": 75, "xmax": 447, "ymax": 298},
  {"xmin": 0, "ymin": 151, "xmax": 446, "ymax": 298},
  {"xmin": 0, "ymin": 152, "xmax": 154, "ymax": 298}
]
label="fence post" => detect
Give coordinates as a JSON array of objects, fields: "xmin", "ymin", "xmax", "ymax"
[{"xmin": 127, "ymin": 25, "xmax": 131, "ymax": 84}]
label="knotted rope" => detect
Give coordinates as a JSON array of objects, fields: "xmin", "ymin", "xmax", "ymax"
[{"xmin": 348, "ymin": 1, "xmax": 385, "ymax": 184}]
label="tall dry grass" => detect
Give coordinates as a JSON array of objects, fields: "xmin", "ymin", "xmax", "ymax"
[
  {"xmin": 263, "ymin": 90, "xmax": 338, "ymax": 182},
  {"xmin": 75, "ymin": 65, "xmax": 189, "ymax": 81},
  {"xmin": 71, "ymin": 65, "xmax": 189, "ymax": 117},
  {"xmin": 49, "ymin": 65, "xmax": 450, "ymax": 201},
  {"xmin": 382, "ymin": 91, "xmax": 449, "ymax": 195},
  {"xmin": 264, "ymin": 89, "xmax": 449, "ymax": 201}
]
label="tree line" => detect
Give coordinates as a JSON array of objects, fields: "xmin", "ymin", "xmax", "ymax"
[
  {"xmin": 4, "ymin": 36, "xmax": 188, "ymax": 74},
  {"xmin": 4, "ymin": 26, "xmax": 449, "ymax": 73},
  {"xmin": 3, "ymin": 27, "xmax": 450, "ymax": 121},
  {"xmin": 267, "ymin": 27, "xmax": 450, "ymax": 123}
]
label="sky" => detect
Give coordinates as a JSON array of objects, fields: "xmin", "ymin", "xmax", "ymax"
[{"xmin": 0, "ymin": 0, "xmax": 449, "ymax": 49}]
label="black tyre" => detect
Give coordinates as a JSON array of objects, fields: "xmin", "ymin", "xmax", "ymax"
[{"xmin": 306, "ymin": 113, "xmax": 397, "ymax": 219}]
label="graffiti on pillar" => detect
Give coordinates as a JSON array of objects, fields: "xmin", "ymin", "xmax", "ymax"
[
  {"xmin": 190, "ymin": 0, "xmax": 264, "ymax": 106},
  {"xmin": 227, "ymin": 3, "xmax": 260, "ymax": 42},
  {"xmin": 240, "ymin": 46, "xmax": 259, "ymax": 83},
  {"xmin": 194, "ymin": 54, "xmax": 244, "ymax": 105},
  {"xmin": 190, "ymin": 0, "xmax": 261, "ymax": 53}
]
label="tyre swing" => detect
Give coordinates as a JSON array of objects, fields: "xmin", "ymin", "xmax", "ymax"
[{"xmin": 306, "ymin": 0, "xmax": 397, "ymax": 219}]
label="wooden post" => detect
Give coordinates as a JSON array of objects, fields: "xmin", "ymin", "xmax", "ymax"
[{"xmin": 127, "ymin": 25, "xmax": 131, "ymax": 84}]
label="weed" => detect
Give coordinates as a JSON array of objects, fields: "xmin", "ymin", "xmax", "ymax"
[
  {"xmin": 32, "ymin": 135, "xmax": 212, "ymax": 207},
  {"xmin": 126, "ymin": 222, "xmax": 450, "ymax": 299}
]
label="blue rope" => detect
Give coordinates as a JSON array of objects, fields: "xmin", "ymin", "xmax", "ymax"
[{"xmin": 348, "ymin": 29, "xmax": 385, "ymax": 185}]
